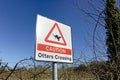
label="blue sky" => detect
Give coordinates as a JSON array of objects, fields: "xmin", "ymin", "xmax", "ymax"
[{"xmin": 0, "ymin": 0, "xmax": 106, "ymax": 66}]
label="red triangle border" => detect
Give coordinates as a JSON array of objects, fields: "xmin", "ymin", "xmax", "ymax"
[{"xmin": 45, "ymin": 23, "xmax": 67, "ymax": 46}]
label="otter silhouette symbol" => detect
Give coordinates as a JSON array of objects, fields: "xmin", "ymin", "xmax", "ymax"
[{"xmin": 53, "ymin": 34, "xmax": 61, "ymax": 41}]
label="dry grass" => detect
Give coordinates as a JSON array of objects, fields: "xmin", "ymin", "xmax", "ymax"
[{"xmin": 0, "ymin": 66, "xmax": 97, "ymax": 80}]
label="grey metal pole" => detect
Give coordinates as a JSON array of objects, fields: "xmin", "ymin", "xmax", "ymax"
[{"xmin": 52, "ymin": 62, "xmax": 58, "ymax": 80}]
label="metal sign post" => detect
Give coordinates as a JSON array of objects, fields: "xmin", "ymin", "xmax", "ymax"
[
  {"xmin": 35, "ymin": 15, "xmax": 73, "ymax": 80},
  {"xmin": 52, "ymin": 62, "xmax": 58, "ymax": 80}
]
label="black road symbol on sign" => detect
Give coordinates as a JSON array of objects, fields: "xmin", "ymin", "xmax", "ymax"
[{"xmin": 53, "ymin": 34, "xmax": 61, "ymax": 41}]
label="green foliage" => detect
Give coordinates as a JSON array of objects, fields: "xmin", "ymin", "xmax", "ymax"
[
  {"xmin": 105, "ymin": 0, "xmax": 120, "ymax": 63},
  {"xmin": 105, "ymin": 0, "xmax": 120, "ymax": 80}
]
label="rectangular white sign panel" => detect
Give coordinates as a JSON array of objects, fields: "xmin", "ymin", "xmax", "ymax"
[{"xmin": 35, "ymin": 14, "xmax": 73, "ymax": 63}]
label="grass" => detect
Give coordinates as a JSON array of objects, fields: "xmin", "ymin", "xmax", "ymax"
[{"xmin": 0, "ymin": 66, "xmax": 97, "ymax": 80}]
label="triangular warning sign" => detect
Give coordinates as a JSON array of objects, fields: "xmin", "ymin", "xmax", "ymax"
[{"xmin": 45, "ymin": 23, "xmax": 67, "ymax": 46}]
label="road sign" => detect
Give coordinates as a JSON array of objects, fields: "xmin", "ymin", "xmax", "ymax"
[{"xmin": 35, "ymin": 15, "xmax": 73, "ymax": 63}]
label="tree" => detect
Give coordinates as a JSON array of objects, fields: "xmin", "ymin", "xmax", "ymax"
[
  {"xmin": 105, "ymin": 0, "xmax": 120, "ymax": 79},
  {"xmin": 73, "ymin": 0, "xmax": 120, "ymax": 79}
]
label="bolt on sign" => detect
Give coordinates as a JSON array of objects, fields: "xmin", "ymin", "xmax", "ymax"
[{"xmin": 35, "ymin": 15, "xmax": 73, "ymax": 63}]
